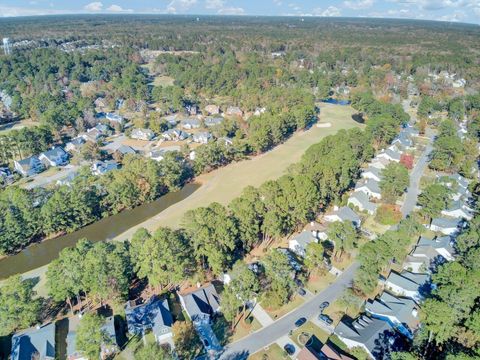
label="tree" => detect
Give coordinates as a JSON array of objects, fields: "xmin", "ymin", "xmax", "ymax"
[
  {"xmin": 172, "ymin": 321, "xmax": 202, "ymax": 359},
  {"xmin": 400, "ymin": 153, "xmax": 414, "ymax": 170},
  {"xmin": 380, "ymin": 162, "xmax": 409, "ymax": 203},
  {"xmin": 76, "ymin": 314, "xmax": 111, "ymax": 360},
  {"xmin": 134, "ymin": 342, "xmax": 173, "ymax": 360},
  {"xmin": 327, "ymin": 221, "xmax": 358, "ymax": 258},
  {"xmin": 304, "ymin": 242, "xmax": 325, "ymax": 273},
  {"xmin": 0, "ymin": 275, "xmax": 40, "ymax": 336},
  {"xmin": 130, "ymin": 227, "xmax": 191, "ymax": 289},
  {"xmin": 421, "ymin": 299, "xmax": 459, "ymax": 345},
  {"xmin": 417, "ymin": 183, "xmax": 451, "ymax": 221},
  {"xmin": 221, "ymin": 286, "xmax": 242, "ymax": 326},
  {"xmin": 349, "ymin": 346, "xmax": 370, "ymax": 360},
  {"xmin": 262, "ymin": 249, "xmax": 296, "ymax": 307}
]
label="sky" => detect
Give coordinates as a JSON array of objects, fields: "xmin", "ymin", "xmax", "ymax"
[{"xmin": 0, "ymin": 0, "xmax": 479, "ymax": 25}]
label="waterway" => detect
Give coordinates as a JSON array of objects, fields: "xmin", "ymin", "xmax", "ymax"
[{"xmin": 0, "ymin": 182, "xmax": 201, "ymax": 279}]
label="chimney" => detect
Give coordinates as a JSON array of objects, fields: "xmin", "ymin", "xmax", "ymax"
[
  {"xmin": 333, "ymin": 205, "xmax": 339, "ymax": 211},
  {"xmin": 196, "ymin": 282, "xmax": 201, "ymax": 288}
]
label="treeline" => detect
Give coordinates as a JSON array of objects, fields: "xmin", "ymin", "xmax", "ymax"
[
  {"xmin": 0, "ymin": 125, "xmax": 54, "ymax": 164},
  {"xmin": 0, "ymin": 153, "xmax": 192, "ymax": 255},
  {"xmin": 395, "ymin": 215, "xmax": 480, "ymax": 359}
]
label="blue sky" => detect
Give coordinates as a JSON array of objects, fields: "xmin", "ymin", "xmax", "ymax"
[{"xmin": 0, "ymin": 0, "xmax": 479, "ymax": 24}]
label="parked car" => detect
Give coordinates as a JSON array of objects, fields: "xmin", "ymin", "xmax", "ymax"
[
  {"xmin": 297, "ymin": 287, "xmax": 306, "ymax": 296},
  {"xmin": 319, "ymin": 301, "xmax": 330, "ymax": 312},
  {"xmin": 295, "ymin": 317, "xmax": 307, "ymax": 327},
  {"xmin": 283, "ymin": 343, "xmax": 295, "ymax": 355},
  {"xmin": 318, "ymin": 314, "xmax": 333, "ymax": 325},
  {"xmin": 294, "ymin": 278, "xmax": 304, "ymax": 287}
]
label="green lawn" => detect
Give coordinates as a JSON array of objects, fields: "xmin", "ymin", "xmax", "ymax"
[
  {"xmin": 291, "ymin": 321, "xmax": 330, "ymax": 347},
  {"xmin": 249, "ymin": 343, "xmax": 289, "ymax": 360},
  {"xmin": 306, "ymin": 272, "xmax": 336, "ymax": 293}
]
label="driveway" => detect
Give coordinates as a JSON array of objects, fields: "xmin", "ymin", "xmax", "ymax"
[
  {"xmin": 219, "ymin": 262, "xmax": 359, "ymax": 359},
  {"xmin": 23, "ymin": 165, "xmax": 79, "ymax": 189}
]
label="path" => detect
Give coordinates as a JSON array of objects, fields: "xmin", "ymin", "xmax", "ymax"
[{"xmin": 219, "ymin": 262, "xmax": 360, "ymax": 359}]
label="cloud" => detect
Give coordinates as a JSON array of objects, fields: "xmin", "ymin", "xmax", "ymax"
[
  {"xmin": 273, "ymin": 0, "xmax": 283, "ymax": 5},
  {"xmin": 0, "ymin": 5, "xmax": 71, "ymax": 16},
  {"xmin": 107, "ymin": 4, "xmax": 133, "ymax": 12},
  {"xmin": 217, "ymin": 6, "xmax": 245, "ymax": 15},
  {"xmin": 343, "ymin": 0, "xmax": 374, "ymax": 10},
  {"xmin": 84, "ymin": 1, "xmax": 103, "ymax": 12},
  {"xmin": 205, "ymin": 0, "xmax": 225, "ymax": 9},
  {"xmin": 313, "ymin": 6, "xmax": 341, "ymax": 16}
]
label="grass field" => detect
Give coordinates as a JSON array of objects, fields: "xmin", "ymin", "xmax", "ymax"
[
  {"xmin": 113, "ymin": 103, "xmax": 362, "ymax": 241},
  {"xmin": 249, "ymin": 343, "xmax": 288, "ymax": 360}
]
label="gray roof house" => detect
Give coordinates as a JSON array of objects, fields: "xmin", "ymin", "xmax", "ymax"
[
  {"xmin": 162, "ymin": 129, "xmax": 189, "ymax": 141},
  {"xmin": 288, "ymin": 230, "xmax": 319, "ymax": 257},
  {"xmin": 355, "ymin": 179, "xmax": 382, "ymax": 200},
  {"xmin": 181, "ymin": 118, "xmax": 201, "ymax": 130},
  {"xmin": 115, "ymin": 145, "xmax": 136, "ymax": 156},
  {"xmin": 430, "ymin": 217, "xmax": 463, "ymax": 235},
  {"xmin": 91, "ymin": 160, "xmax": 119, "ymax": 176},
  {"xmin": 205, "ymin": 104, "xmax": 220, "ymax": 115},
  {"xmin": 131, "ymin": 128, "xmax": 155, "ymax": 141},
  {"xmin": 392, "ymin": 133, "xmax": 413, "ymax": 149},
  {"xmin": 226, "ymin": 106, "xmax": 243, "ymax": 117},
  {"xmin": 106, "ymin": 112, "xmax": 124, "ymax": 124},
  {"xmin": 14, "ymin": 155, "xmax": 45, "ymax": 177},
  {"xmin": 334, "ymin": 315, "xmax": 404, "ymax": 359},
  {"xmin": 441, "ymin": 201, "xmax": 474, "ymax": 220},
  {"xmin": 11, "ymin": 323, "xmax": 55, "ymax": 360},
  {"xmin": 365, "ymin": 292, "xmax": 420, "ymax": 339},
  {"xmin": 192, "ymin": 131, "xmax": 213, "ymax": 144},
  {"xmin": 65, "ymin": 137, "xmax": 86, "ymax": 153},
  {"xmin": 324, "ymin": 206, "xmax": 361, "ymax": 228},
  {"xmin": 125, "ymin": 296, "xmax": 173, "ymax": 345},
  {"xmin": 384, "ymin": 271, "xmax": 430, "ymax": 302},
  {"xmin": 39, "ymin": 147, "xmax": 69, "ymax": 167},
  {"xmin": 416, "ymin": 236, "xmax": 455, "ymax": 261},
  {"xmin": 348, "ymin": 191, "xmax": 378, "ymax": 215},
  {"xmin": 204, "ymin": 116, "xmax": 224, "ymax": 127},
  {"xmin": 361, "ymin": 166, "xmax": 382, "ymax": 182},
  {"xmin": 370, "ymin": 157, "xmax": 390, "ymax": 170},
  {"xmin": 179, "ymin": 284, "xmax": 221, "ymax": 323},
  {"xmin": 377, "ymin": 148, "xmax": 401, "ymax": 162}
]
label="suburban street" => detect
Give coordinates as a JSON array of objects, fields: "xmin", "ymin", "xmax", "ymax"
[{"xmin": 219, "ymin": 262, "xmax": 360, "ymax": 359}]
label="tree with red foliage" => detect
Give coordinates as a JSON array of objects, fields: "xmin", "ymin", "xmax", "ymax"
[{"xmin": 400, "ymin": 153, "xmax": 414, "ymax": 170}]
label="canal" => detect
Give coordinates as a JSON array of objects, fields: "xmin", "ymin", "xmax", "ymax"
[{"xmin": 0, "ymin": 182, "xmax": 201, "ymax": 279}]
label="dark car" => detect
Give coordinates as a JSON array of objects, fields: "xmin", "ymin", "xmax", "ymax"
[
  {"xmin": 319, "ymin": 301, "xmax": 330, "ymax": 312},
  {"xmin": 318, "ymin": 314, "xmax": 333, "ymax": 325},
  {"xmin": 295, "ymin": 317, "xmax": 307, "ymax": 327},
  {"xmin": 283, "ymin": 343, "xmax": 295, "ymax": 355},
  {"xmin": 294, "ymin": 278, "xmax": 304, "ymax": 287},
  {"xmin": 297, "ymin": 287, "xmax": 306, "ymax": 296}
]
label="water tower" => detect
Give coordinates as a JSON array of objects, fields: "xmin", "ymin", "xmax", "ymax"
[{"xmin": 3, "ymin": 38, "xmax": 11, "ymax": 55}]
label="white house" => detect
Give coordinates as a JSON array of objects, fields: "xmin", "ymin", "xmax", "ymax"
[
  {"xmin": 355, "ymin": 179, "xmax": 382, "ymax": 200},
  {"xmin": 14, "ymin": 156, "xmax": 45, "ymax": 177},
  {"xmin": 430, "ymin": 217, "xmax": 463, "ymax": 235},
  {"xmin": 181, "ymin": 118, "xmax": 201, "ymax": 130},
  {"xmin": 205, "ymin": 104, "xmax": 220, "ymax": 115},
  {"xmin": 288, "ymin": 230, "xmax": 319, "ymax": 257},
  {"xmin": 361, "ymin": 167, "xmax": 382, "ymax": 182},
  {"xmin": 204, "ymin": 117, "xmax": 224, "ymax": 127},
  {"xmin": 384, "ymin": 271, "xmax": 430, "ymax": 302},
  {"xmin": 162, "ymin": 129, "xmax": 189, "ymax": 141},
  {"xmin": 39, "ymin": 147, "xmax": 69, "ymax": 167},
  {"xmin": 324, "ymin": 206, "xmax": 361, "ymax": 228},
  {"xmin": 370, "ymin": 157, "xmax": 390, "ymax": 170},
  {"xmin": 65, "ymin": 137, "xmax": 86, "ymax": 153},
  {"xmin": 148, "ymin": 146, "xmax": 180, "ymax": 162},
  {"xmin": 91, "ymin": 160, "xmax": 119, "ymax": 176},
  {"xmin": 348, "ymin": 191, "xmax": 377, "ymax": 215},
  {"xmin": 226, "ymin": 106, "xmax": 243, "ymax": 117},
  {"xmin": 377, "ymin": 148, "xmax": 401, "ymax": 163},
  {"xmin": 192, "ymin": 131, "xmax": 213, "ymax": 144},
  {"xmin": 441, "ymin": 201, "xmax": 473, "ymax": 220},
  {"xmin": 106, "ymin": 112, "xmax": 124, "ymax": 125},
  {"xmin": 131, "ymin": 128, "xmax": 155, "ymax": 141}
]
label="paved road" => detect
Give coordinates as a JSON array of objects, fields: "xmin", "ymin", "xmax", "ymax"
[{"xmin": 219, "ymin": 262, "xmax": 360, "ymax": 360}]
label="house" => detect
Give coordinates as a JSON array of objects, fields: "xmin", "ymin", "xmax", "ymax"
[
  {"xmin": 441, "ymin": 201, "xmax": 473, "ymax": 220},
  {"xmin": 39, "ymin": 147, "xmax": 69, "ymax": 167},
  {"xmin": 205, "ymin": 104, "xmax": 220, "ymax": 115},
  {"xmin": 449, "ymin": 173, "xmax": 469, "ymax": 189},
  {"xmin": 115, "ymin": 145, "xmax": 136, "ymax": 156},
  {"xmin": 106, "ymin": 112, "xmax": 124, "ymax": 125},
  {"xmin": 416, "ymin": 236, "xmax": 455, "ymax": 261},
  {"xmin": 162, "ymin": 129, "xmax": 189, "ymax": 141},
  {"xmin": 277, "ymin": 248, "xmax": 302, "ymax": 272},
  {"xmin": 204, "ymin": 116, "xmax": 224, "ymax": 127},
  {"xmin": 0, "ymin": 166, "xmax": 14, "ymax": 185},
  {"xmin": 181, "ymin": 118, "xmax": 201, "ymax": 130},
  {"xmin": 392, "ymin": 133, "xmax": 413, "ymax": 150},
  {"xmin": 430, "ymin": 217, "xmax": 463, "ymax": 235},
  {"xmin": 11, "ymin": 323, "xmax": 55, "ymax": 360},
  {"xmin": 65, "ymin": 137, "xmax": 86, "ymax": 153},
  {"xmin": 355, "ymin": 180, "xmax": 382, "ymax": 200},
  {"xmin": 218, "ymin": 137, "xmax": 234, "ymax": 146},
  {"xmin": 178, "ymin": 283, "xmax": 220, "ymax": 323},
  {"xmin": 56, "ymin": 171, "xmax": 79, "ymax": 187},
  {"xmin": 334, "ymin": 315, "xmax": 405, "ymax": 359},
  {"xmin": 384, "ymin": 271, "xmax": 430, "ymax": 301},
  {"xmin": 404, "ymin": 236, "xmax": 455, "ymax": 273},
  {"xmin": 94, "ymin": 97, "xmax": 107, "ymax": 109},
  {"xmin": 131, "ymin": 128, "xmax": 155, "ymax": 141},
  {"xmin": 365, "ymin": 292, "xmax": 420, "ymax": 339},
  {"xmin": 226, "ymin": 106, "xmax": 243, "ymax": 117},
  {"xmin": 289, "ymin": 230, "xmax": 319, "ymax": 257},
  {"xmin": 370, "ymin": 157, "xmax": 390, "ymax": 170},
  {"xmin": 348, "ymin": 191, "xmax": 377, "ymax": 215},
  {"xmin": 254, "ymin": 107, "xmax": 266, "ymax": 116},
  {"xmin": 361, "ymin": 167, "xmax": 382, "ymax": 182},
  {"xmin": 91, "ymin": 160, "xmax": 119, "ymax": 176},
  {"xmin": 324, "ymin": 206, "xmax": 361, "ymax": 227},
  {"xmin": 377, "ymin": 149, "xmax": 401, "ymax": 163},
  {"xmin": 164, "ymin": 114, "xmax": 179, "ymax": 126},
  {"xmin": 185, "ymin": 103, "xmax": 198, "ymax": 115},
  {"xmin": 14, "ymin": 156, "xmax": 45, "ymax": 177},
  {"xmin": 192, "ymin": 131, "xmax": 213, "ymax": 144},
  {"xmin": 148, "ymin": 146, "xmax": 180, "ymax": 162},
  {"xmin": 125, "ymin": 296, "xmax": 173, "ymax": 346},
  {"xmin": 451, "ymin": 185, "xmax": 471, "ymax": 202}
]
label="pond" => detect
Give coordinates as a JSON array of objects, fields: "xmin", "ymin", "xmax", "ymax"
[
  {"xmin": 0, "ymin": 182, "xmax": 201, "ymax": 279},
  {"xmin": 321, "ymin": 98, "xmax": 351, "ymax": 105}
]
